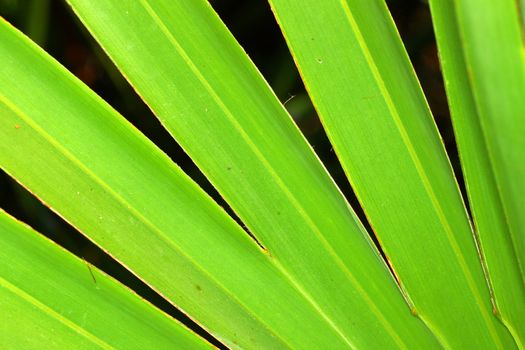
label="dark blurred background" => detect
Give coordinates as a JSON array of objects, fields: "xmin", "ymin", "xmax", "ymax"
[{"xmin": 0, "ymin": 0, "xmax": 460, "ymax": 346}]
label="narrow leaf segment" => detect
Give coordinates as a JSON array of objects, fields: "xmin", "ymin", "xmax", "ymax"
[
  {"xmin": 0, "ymin": 209, "xmax": 212, "ymax": 349},
  {"xmin": 452, "ymin": 0, "xmax": 525, "ymax": 289},
  {"xmin": 428, "ymin": 0, "xmax": 525, "ymax": 347},
  {"xmin": 268, "ymin": 0, "xmax": 517, "ymax": 348}
]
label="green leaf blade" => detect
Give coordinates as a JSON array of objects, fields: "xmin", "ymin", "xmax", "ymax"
[
  {"xmin": 0, "ymin": 209, "xmax": 212, "ymax": 349},
  {"xmin": 0, "ymin": 18, "xmax": 358, "ymax": 349},
  {"xmin": 268, "ymin": 0, "xmax": 516, "ymax": 348},
  {"xmin": 62, "ymin": 0, "xmax": 443, "ymax": 348},
  {"xmin": 453, "ymin": 0, "xmax": 525, "ymax": 289},
  {"xmin": 428, "ymin": 0, "xmax": 525, "ymax": 346}
]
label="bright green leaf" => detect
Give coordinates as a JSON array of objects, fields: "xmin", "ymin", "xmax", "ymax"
[
  {"xmin": 0, "ymin": 18, "xmax": 367, "ymax": 349},
  {"xmin": 268, "ymin": 0, "xmax": 516, "ymax": 348},
  {"xmin": 428, "ymin": 0, "xmax": 525, "ymax": 346},
  {"xmin": 0, "ymin": 209, "xmax": 211, "ymax": 349},
  {"xmin": 63, "ymin": 0, "xmax": 442, "ymax": 348},
  {"xmin": 452, "ymin": 0, "xmax": 525, "ymax": 291}
]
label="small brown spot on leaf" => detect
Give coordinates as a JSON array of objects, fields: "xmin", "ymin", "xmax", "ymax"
[
  {"xmin": 14, "ymin": 124, "xmax": 20, "ymax": 129},
  {"xmin": 492, "ymin": 305, "xmax": 499, "ymax": 316}
]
